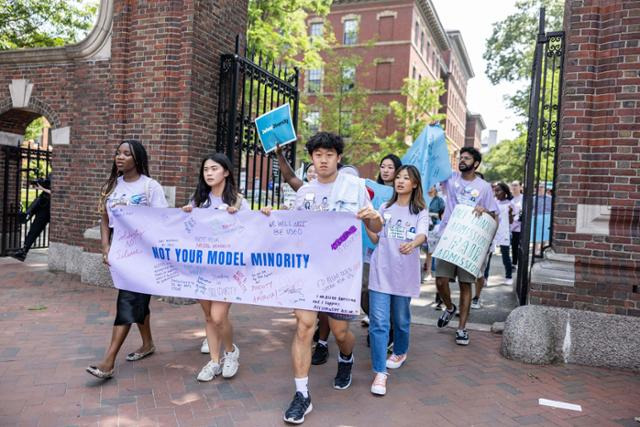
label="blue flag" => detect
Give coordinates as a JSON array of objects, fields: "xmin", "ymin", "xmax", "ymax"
[{"xmin": 401, "ymin": 124, "xmax": 452, "ymax": 201}]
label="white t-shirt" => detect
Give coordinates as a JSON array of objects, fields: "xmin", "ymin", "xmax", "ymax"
[{"xmin": 106, "ymin": 175, "xmax": 167, "ymax": 227}]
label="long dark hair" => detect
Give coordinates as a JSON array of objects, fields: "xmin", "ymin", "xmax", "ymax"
[
  {"xmin": 496, "ymin": 182, "xmax": 513, "ymax": 201},
  {"xmin": 386, "ymin": 165, "xmax": 426, "ymax": 215},
  {"xmin": 192, "ymin": 153, "xmax": 238, "ymax": 208},
  {"xmin": 376, "ymin": 154, "xmax": 402, "ymax": 184},
  {"xmin": 99, "ymin": 139, "xmax": 150, "ymax": 212}
]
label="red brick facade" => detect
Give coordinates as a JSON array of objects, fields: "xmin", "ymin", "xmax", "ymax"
[
  {"xmin": 306, "ymin": 0, "xmax": 473, "ymax": 170},
  {"xmin": 530, "ymin": 0, "xmax": 640, "ymax": 316},
  {"xmin": 0, "ymin": 0, "xmax": 248, "ymax": 252}
]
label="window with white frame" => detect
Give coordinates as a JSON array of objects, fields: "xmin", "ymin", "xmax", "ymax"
[
  {"xmin": 342, "ymin": 65, "xmax": 356, "ymax": 92},
  {"xmin": 306, "ymin": 111, "xmax": 320, "ymax": 134},
  {"xmin": 307, "ymin": 68, "xmax": 322, "ymax": 93},
  {"xmin": 343, "ymin": 19, "xmax": 358, "ymax": 45},
  {"xmin": 310, "ymin": 22, "xmax": 323, "ymax": 39}
]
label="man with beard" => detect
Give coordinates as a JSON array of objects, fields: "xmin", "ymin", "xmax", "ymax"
[{"xmin": 434, "ymin": 147, "xmax": 498, "ymax": 345}]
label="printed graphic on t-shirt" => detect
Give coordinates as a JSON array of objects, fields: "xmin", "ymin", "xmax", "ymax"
[
  {"xmin": 301, "ymin": 193, "xmax": 332, "ymax": 212},
  {"xmin": 456, "ymin": 182, "xmax": 481, "ymax": 207},
  {"xmin": 385, "ymin": 217, "xmax": 409, "ymax": 241},
  {"xmin": 108, "ymin": 192, "xmax": 148, "ymax": 209}
]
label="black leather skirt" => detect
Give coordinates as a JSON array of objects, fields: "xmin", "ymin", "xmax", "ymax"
[{"xmin": 114, "ymin": 290, "xmax": 151, "ymax": 325}]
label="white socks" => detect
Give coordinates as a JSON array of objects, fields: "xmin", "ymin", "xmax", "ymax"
[{"xmin": 295, "ymin": 377, "xmax": 309, "ymax": 398}]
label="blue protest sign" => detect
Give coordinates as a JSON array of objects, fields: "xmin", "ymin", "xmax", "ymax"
[
  {"xmin": 254, "ymin": 104, "xmax": 297, "ymax": 153},
  {"xmin": 401, "ymin": 124, "xmax": 452, "ymax": 201},
  {"xmin": 362, "ymin": 179, "xmax": 394, "ymax": 259}
]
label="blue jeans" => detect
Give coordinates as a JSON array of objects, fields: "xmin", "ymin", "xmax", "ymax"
[{"xmin": 369, "ymin": 290, "xmax": 411, "ymax": 374}]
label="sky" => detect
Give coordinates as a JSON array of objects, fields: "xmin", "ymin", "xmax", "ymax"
[{"xmin": 431, "ymin": 0, "xmax": 525, "ymax": 142}]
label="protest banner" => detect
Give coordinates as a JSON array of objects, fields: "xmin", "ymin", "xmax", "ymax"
[
  {"xmin": 108, "ymin": 207, "xmax": 362, "ymax": 315},
  {"xmin": 432, "ymin": 205, "xmax": 497, "ymax": 278},
  {"xmin": 254, "ymin": 103, "xmax": 297, "ymax": 153}
]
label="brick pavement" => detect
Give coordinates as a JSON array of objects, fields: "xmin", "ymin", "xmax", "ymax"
[{"xmin": 1, "ymin": 258, "xmax": 639, "ymax": 426}]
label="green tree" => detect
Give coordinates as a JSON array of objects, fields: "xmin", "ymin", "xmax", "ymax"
[
  {"xmin": 0, "ymin": 0, "xmax": 99, "ymax": 50},
  {"xmin": 247, "ymin": 0, "xmax": 333, "ymax": 69},
  {"xmin": 374, "ymin": 78, "xmax": 446, "ymax": 164},
  {"xmin": 303, "ymin": 49, "xmax": 387, "ymax": 165},
  {"xmin": 483, "ymin": 0, "xmax": 564, "ymax": 117},
  {"xmin": 482, "ymin": 128, "xmax": 527, "ymax": 183}
]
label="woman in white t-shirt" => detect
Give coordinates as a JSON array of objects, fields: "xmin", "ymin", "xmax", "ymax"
[
  {"xmin": 87, "ymin": 140, "xmax": 167, "ymax": 379},
  {"xmin": 182, "ymin": 153, "xmax": 248, "ymax": 382}
]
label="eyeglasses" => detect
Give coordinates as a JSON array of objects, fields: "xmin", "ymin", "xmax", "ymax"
[{"xmin": 459, "ymin": 156, "xmax": 474, "ymax": 161}]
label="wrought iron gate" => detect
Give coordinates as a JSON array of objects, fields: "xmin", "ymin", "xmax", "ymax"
[
  {"xmin": 216, "ymin": 38, "xmax": 300, "ymax": 209},
  {"xmin": 1, "ymin": 144, "xmax": 52, "ymax": 256},
  {"xmin": 515, "ymin": 8, "xmax": 565, "ymax": 305}
]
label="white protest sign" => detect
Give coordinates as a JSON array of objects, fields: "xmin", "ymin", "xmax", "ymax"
[
  {"xmin": 432, "ymin": 204, "xmax": 497, "ymax": 278},
  {"xmin": 108, "ymin": 207, "xmax": 363, "ymax": 315}
]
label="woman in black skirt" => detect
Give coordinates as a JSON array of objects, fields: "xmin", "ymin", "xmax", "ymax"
[{"xmin": 86, "ymin": 139, "xmax": 167, "ymax": 379}]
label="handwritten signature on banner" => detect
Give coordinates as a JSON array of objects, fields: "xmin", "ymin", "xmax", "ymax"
[{"xmin": 108, "ymin": 207, "xmax": 363, "ymax": 315}]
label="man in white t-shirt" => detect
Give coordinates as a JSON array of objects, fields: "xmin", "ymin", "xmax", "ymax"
[{"xmin": 263, "ymin": 132, "xmax": 382, "ymax": 424}]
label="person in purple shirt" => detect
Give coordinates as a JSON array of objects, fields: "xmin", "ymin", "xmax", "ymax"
[
  {"xmin": 366, "ymin": 165, "xmax": 429, "ymax": 396},
  {"xmin": 435, "ymin": 147, "xmax": 498, "ymax": 346}
]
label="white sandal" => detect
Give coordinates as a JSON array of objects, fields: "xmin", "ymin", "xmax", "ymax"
[
  {"xmin": 86, "ymin": 365, "xmax": 114, "ymax": 379},
  {"xmin": 126, "ymin": 346, "xmax": 155, "ymax": 361}
]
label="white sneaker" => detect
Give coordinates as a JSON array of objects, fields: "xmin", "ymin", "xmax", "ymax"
[
  {"xmin": 471, "ymin": 297, "xmax": 482, "ymax": 310},
  {"xmin": 222, "ymin": 344, "xmax": 239, "ymax": 378},
  {"xmin": 200, "ymin": 338, "xmax": 210, "ymax": 354},
  {"xmin": 505, "ymin": 278, "xmax": 513, "ymax": 285},
  {"xmin": 386, "ymin": 353, "xmax": 407, "ymax": 369},
  {"xmin": 197, "ymin": 360, "xmax": 221, "ymax": 382},
  {"xmin": 371, "ymin": 372, "xmax": 387, "ymax": 396}
]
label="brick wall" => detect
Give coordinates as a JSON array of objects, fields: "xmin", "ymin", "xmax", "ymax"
[
  {"xmin": 0, "ymin": 0, "xmax": 248, "ymax": 251},
  {"xmin": 530, "ymin": 0, "xmax": 640, "ymax": 316}
]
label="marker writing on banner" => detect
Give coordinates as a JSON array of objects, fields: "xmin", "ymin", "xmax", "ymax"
[{"xmin": 151, "ymin": 246, "xmax": 310, "ymax": 269}]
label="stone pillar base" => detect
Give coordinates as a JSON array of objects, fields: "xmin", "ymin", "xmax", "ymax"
[{"xmin": 502, "ymin": 304, "xmax": 640, "ymax": 371}]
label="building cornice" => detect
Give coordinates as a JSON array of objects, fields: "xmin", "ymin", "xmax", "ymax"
[
  {"xmin": 446, "ymin": 30, "xmax": 475, "ymax": 79},
  {"xmin": 0, "ymin": 0, "xmax": 113, "ymax": 64},
  {"xmin": 415, "ymin": 0, "xmax": 450, "ymax": 52}
]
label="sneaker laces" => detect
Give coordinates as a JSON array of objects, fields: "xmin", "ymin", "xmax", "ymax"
[
  {"xmin": 373, "ymin": 373, "xmax": 387, "ymax": 387},
  {"xmin": 287, "ymin": 392, "xmax": 308, "ymax": 415},
  {"xmin": 389, "ymin": 354, "xmax": 403, "ymax": 363},
  {"xmin": 336, "ymin": 360, "xmax": 352, "ymax": 377}
]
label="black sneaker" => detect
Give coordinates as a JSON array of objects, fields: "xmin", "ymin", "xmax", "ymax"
[
  {"xmin": 437, "ymin": 304, "xmax": 457, "ymax": 328},
  {"xmin": 10, "ymin": 249, "xmax": 26, "ymax": 262},
  {"xmin": 311, "ymin": 343, "xmax": 328, "ymax": 365},
  {"xmin": 333, "ymin": 360, "xmax": 353, "ymax": 390},
  {"xmin": 283, "ymin": 392, "xmax": 312, "ymax": 424},
  {"xmin": 455, "ymin": 329, "xmax": 469, "ymax": 346}
]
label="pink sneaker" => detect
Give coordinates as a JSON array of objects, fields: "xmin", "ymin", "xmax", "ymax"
[
  {"xmin": 386, "ymin": 353, "xmax": 407, "ymax": 369},
  {"xmin": 371, "ymin": 372, "xmax": 387, "ymax": 396}
]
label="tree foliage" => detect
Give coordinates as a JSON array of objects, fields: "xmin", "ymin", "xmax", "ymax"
[
  {"xmin": 481, "ymin": 127, "xmax": 527, "ymax": 183},
  {"xmin": 0, "ymin": 0, "xmax": 99, "ymax": 50},
  {"xmin": 300, "ymin": 48, "xmax": 388, "ymax": 165},
  {"xmin": 247, "ymin": 0, "xmax": 333, "ymax": 69},
  {"xmin": 483, "ymin": 0, "xmax": 564, "ymax": 117}
]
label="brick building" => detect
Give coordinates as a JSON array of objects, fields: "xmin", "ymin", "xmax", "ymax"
[
  {"xmin": 464, "ymin": 112, "xmax": 485, "ymax": 150},
  {"xmin": 0, "ymin": 0, "xmax": 248, "ymax": 282},
  {"xmin": 305, "ymin": 0, "xmax": 476, "ymax": 170}
]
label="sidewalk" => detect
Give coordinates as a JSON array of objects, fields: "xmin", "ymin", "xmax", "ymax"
[
  {"xmin": 413, "ymin": 251, "xmax": 519, "ymax": 330},
  {"xmin": 0, "ymin": 256, "xmax": 639, "ymax": 426}
]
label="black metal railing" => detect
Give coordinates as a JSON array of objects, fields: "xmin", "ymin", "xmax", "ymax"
[
  {"xmin": 516, "ymin": 8, "xmax": 565, "ymax": 305},
  {"xmin": 216, "ymin": 37, "xmax": 300, "ymax": 209},
  {"xmin": 1, "ymin": 144, "xmax": 52, "ymax": 256}
]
